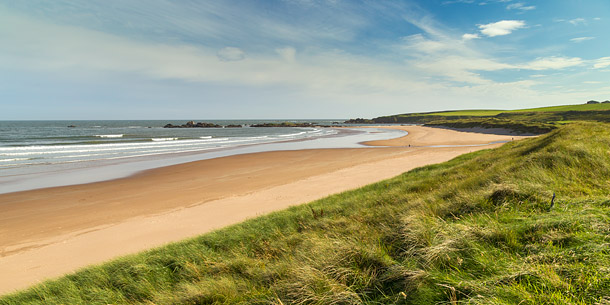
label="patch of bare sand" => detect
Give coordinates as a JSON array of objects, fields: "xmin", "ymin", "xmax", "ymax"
[{"xmin": 363, "ymin": 125, "xmax": 531, "ymax": 147}]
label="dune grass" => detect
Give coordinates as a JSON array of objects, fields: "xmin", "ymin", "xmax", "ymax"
[{"xmin": 2, "ymin": 122, "xmax": 610, "ymax": 304}]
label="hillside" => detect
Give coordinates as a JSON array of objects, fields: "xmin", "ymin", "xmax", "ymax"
[
  {"xmin": 420, "ymin": 102, "xmax": 610, "ymax": 117},
  {"xmin": 348, "ymin": 103, "xmax": 610, "ymax": 134},
  {"xmin": 2, "ymin": 122, "xmax": 610, "ymax": 304}
]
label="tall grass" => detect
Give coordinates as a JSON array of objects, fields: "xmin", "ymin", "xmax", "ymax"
[{"xmin": 2, "ymin": 122, "xmax": 610, "ymax": 304}]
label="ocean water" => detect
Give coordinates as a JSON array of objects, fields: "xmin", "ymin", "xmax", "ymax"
[
  {"xmin": 0, "ymin": 120, "xmax": 406, "ymax": 194},
  {"xmin": 0, "ymin": 120, "xmax": 342, "ymax": 168}
]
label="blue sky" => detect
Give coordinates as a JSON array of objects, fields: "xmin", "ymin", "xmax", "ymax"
[{"xmin": 1, "ymin": 0, "xmax": 609, "ymax": 119}]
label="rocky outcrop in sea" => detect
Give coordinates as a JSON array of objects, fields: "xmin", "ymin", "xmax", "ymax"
[{"xmin": 164, "ymin": 121, "xmax": 222, "ymax": 128}]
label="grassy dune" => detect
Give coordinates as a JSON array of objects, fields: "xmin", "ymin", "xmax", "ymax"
[{"xmin": 3, "ymin": 122, "xmax": 610, "ymax": 304}]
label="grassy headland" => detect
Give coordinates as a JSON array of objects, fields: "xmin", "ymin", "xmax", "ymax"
[
  {"xmin": 2, "ymin": 122, "xmax": 610, "ymax": 304},
  {"xmin": 348, "ymin": 103, "xmax": 610, "ymax": 134},
  {"xmin": 420, "ymin": 102, "xmax": 610, "ymax": 117}
]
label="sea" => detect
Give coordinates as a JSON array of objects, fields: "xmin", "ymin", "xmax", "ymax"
[{"xmin": 0, "ymin": 120, "xmax": 406, "ymax": 194}]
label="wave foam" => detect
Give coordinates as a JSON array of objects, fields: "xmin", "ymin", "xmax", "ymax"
[
  {"xmin": 279, "ymin": 131, "xmax": 306, "ymax": 137},
  {"xmin": 151, "ymin": 138, "xmax": 178, "ymax": 142},
  {"xmin": 96, "ymin": 134, "xmax": 123, "ymax": 138},
  {"xmin": 0, "ymin": 158, "xmax": 31, "ymax": 162}
]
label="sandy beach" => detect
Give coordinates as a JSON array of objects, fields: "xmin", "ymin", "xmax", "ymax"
[{"xmin": 0, "ymin": 125, "xmax": 531, "ymax": 295}]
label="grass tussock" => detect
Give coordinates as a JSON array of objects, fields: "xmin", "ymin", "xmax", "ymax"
[{"xmin": 3, "ymin": 122, "xmax": 610, "ymax": 304}]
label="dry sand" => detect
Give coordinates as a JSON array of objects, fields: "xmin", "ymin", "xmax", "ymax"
[{"xmin": 0, "ymin": 125, "xmax": 531, "ymax": 295}]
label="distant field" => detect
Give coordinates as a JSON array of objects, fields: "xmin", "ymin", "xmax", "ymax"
[
  {"xmin": 424, "ymin": 103, "xmax": 610, "ymax": 116},
  {"xmin": 421, "ymin": 109, "xmax": 505, "ymax": 116},
  {"xmin": 350, "ymin": 102, "xmax": 610, "ymax": 132}
]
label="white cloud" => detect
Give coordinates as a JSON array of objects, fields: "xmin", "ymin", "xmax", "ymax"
[
  {"xmin": 570, "ymin": 37, "xmax": 595, "ymax": 43},
  {"xmin": 0, "ymin": 11, "xmax": 438, "ymax": 100},
  {"xmin": 399, "ymin": 15, "xmax": 589, "ymax": 85},
  {"xmin": 506, "ymin": 3, "xmax": 536, "ymax": 11},
  {"xmin": 402, "ymin": 34, "xmax": 454, "ymax": 53},
  {"xmin": 462, "ymin": 33, "xmax": 480, "ymax": 40},
  {"xmin": 584, "ymin": 81, "xmax": 602, "ymax": 84},
  {"xmin": 569, "ymin": 18, "xmax": 586, "ymax": 25},
  {"xmin": 217, "ymin": 47, "xmax": 246, "ymax": 61},
  {"xmin": 522, "ymin": 57, "xmax": 583, "ymax": 70},
  {"xmin": 398, "ymin": 20, "xmax": 518, "ymax": 85},
  {"xmin": 593, "ymin": 57, "xmax": 610, "ymax": 69},
  {"xmin": 3, "ymin": 3, "xmax": 608, "ymax": 117},
  {"xmin": 413, "ymin": 56, "xmax": 516, "ymax": 84},
  {"xmin": 479, "ymin": 20, "xmax": 526, "ymax": 37}
]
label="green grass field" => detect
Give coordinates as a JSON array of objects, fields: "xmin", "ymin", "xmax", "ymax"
[
  {"xmin": 2, "ymin": 122, "xmax": 610, "ymax": 304},
  {"xmin": 361, "ymin": 102, "xmax": 610, "ymax": 133},
  {"xmin": 422, "ymin": 103, "xmax": 610, "ymax": 117}
]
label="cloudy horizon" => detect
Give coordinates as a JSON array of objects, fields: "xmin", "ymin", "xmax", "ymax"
[{"xmin": 1, "ymin": 0, "xmax": 609, "ymax": 119}]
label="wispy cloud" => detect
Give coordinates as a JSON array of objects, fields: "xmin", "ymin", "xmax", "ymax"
[
  {"xmin": 217, "ymin": 47, "xmax": 246, "ymax": 61},
  {"xmin": 399, "ymin": 13, "xmax": 598, "ymax": 88},
  {"xmin": 0, "ymin": 10, "xmax": 435, "ymax": 100},
  {"xmin": 479, "ymin": 20, "xmax": 526, "ymax": 37},
  {"xmin": 569, "ymin": 18, "xmax": 586, "ymax": 26},
  {"xmin": 593, "ymin": 57, "xmax": 610, "ymax": 69},
  {"xmin": 570, "ymin": 37, "xmax": 595, "ymax": 43},
  {"xmin": 400, "ymin": 14, "xmax": 516, "ymax": 84},
  {"xmin": 506, "ymin": 3, "xmax": 536, "ymax": 11},
  {"xmin": 2, "ymin": 1, "xmax": 609, "ymax": 118},
  {"xmin": 4, "ymin": 1, "xmax": 368, "ymax": 49},
  {"xmin": 522, "ymin": 57, "xmax": 583, "ymax": 70},
  {"xmin": 462, "ymin": 33, "xmax": 480, "ymax": 40},
  {"xmin": 402, "ymin": 34, "xmax": 455, "ymax": 54}
]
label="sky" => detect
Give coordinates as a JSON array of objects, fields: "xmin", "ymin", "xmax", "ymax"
[{"xmin": 1, "ymin": 0, "xmax": 609, "ymax": 119}]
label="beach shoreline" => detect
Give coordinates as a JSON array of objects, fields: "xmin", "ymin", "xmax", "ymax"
[
  {"xmin": 0, "ymin": 127, "xmax": 405, "ymax": 194},
  {"xmin": 0, "ymin": 125, "xmax": 532, "ymax": 295}
]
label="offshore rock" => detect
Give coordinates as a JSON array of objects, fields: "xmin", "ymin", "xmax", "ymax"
[
  {"xmin": 250, "ymin": 122, "xmax": 315, "ymax": 127},
  {"xmin": 164, "ymin": 121, "xmax": 222, "ymax": 128}
]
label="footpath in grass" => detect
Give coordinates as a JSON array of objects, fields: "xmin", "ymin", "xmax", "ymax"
[{"xmin": 2, "ymin": 122, "xmax": 610, "ymax": 304}]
